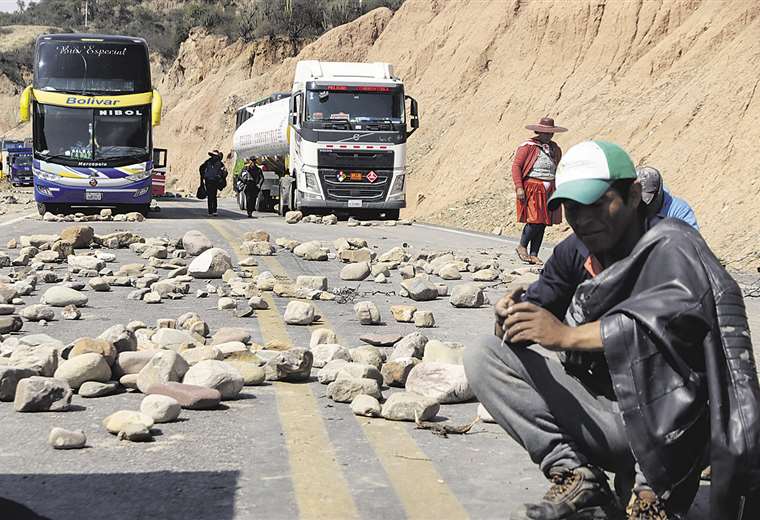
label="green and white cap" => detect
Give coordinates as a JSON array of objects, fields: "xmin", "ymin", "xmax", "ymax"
[{"xmin": 548, "ymin": 141, "xmax": 636, "ymax": 211}]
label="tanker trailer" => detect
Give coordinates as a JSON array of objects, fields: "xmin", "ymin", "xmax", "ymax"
[
  {"xmin": 232, "ymin": 93, "xmax": 290, "ymax": 213},
  {"xmin": 232, "ymin": 60, "xmax": 420, "ymax": 218}
]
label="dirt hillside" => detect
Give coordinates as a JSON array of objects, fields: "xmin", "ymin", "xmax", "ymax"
[{"xmin": 2, "ymin": 1, "xmax": 759, "ymax": 268}]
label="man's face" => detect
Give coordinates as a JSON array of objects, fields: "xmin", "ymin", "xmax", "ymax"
[
  {"xmin": 563, "ymin": 183, "xmax": 642, "ymax": 255},
  {"xmin": 536, "ymin": 132, "xmax": 553, "ymax": 143}
]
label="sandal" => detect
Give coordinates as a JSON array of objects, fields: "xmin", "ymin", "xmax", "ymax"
[
  {"xmin": 529, "ymin": 255, "xmax": 543, "ymax": 265},
  {"xmin": 516, "ymin": 246, "xmax": 532, "ymax": 264}
]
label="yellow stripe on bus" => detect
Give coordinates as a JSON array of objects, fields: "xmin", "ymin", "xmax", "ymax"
[{"xmin": 32, "ymin": 89, "xmax": 153, "ymax": 108}]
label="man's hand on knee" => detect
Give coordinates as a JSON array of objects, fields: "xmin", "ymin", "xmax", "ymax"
[{"xmin": 494, "ymin": 287, "xmax": 526, "ymax": 339}]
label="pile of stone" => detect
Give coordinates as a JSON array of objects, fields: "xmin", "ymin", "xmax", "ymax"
[
  {"xmin": 0, "ymin": 314, "xmax": 276, "ymax": 446},
  {"xmin": 41, "ymin": 208, "xmax": 147, "ymax": 223},
  {"xmin": 309, "ymin": 327, "xmax": 474, "ymax": 423}
]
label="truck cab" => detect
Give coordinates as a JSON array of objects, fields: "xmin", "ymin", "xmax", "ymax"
[
  {"xmin": 282, "ymin": 60, "xmax": 419, "ymax": 218},
  {"xmin": 9, "ymin": 149, "xmax": 33, "ymax": 186}
]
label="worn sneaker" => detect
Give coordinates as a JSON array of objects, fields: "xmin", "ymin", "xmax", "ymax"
[
  {"xmin": 626, "ymin": 489, "xmax": 670, "ymax": 520},
  {"xmin": 511, "ymin": 466, "xmax": 622, "ymax": 519}
]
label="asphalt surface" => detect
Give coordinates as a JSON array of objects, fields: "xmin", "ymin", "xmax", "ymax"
[{"xmin": 0, "ymin": 196, "xmax": 754, "ymax": 520}]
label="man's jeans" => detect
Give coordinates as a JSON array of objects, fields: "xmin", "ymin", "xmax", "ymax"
[{"xmin": 463, "ymin": 335, "xmax": 644, "ymax": 491}]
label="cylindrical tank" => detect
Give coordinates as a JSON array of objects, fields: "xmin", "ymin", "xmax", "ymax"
[{"xmin": 233, "ymin": 97, "xmax": 290, "ymax": 160}]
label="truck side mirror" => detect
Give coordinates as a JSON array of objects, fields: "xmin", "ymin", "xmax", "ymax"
[
  {"xmin": 405, "ymin": 95, "xmax": 419, "ymax": 137},
  {"xmin": 289, "ymin": 94, "xmax": 299, "ymax": 126}
]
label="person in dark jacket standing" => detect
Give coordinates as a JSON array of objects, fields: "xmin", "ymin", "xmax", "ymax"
[
  {"xmin": 465, "ymin": 141, "xmax": 760, "ymax": 520},
  {"xmin": 512, "ymin": 117, "xmax": 567, "ymax": 265},
  {"xmin": 240, "ymin": 157, "xmax": 263, "ymax": 218},
  {"xmin": 199, "ymin": 150, "xmax": 227, "ymax": 216}
]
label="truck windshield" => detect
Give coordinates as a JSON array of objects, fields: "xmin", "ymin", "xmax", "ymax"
[
  {"xmin": 35, "ymin": 40, "xmax": 150, "ymax": 94},
  {"xmin": 33, "ymin": 104, "xmax": 149, "ymax": 162},
  {"xmin": 305, "ymin": 89, "xmax": 403, "ymax": 123},
  {"xmin": 13, "ymin": 155, "xmax": 32, "ymax": 167}
]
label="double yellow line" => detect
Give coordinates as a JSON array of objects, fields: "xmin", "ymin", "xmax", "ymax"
[{"xmin": 209, "ymin": 220, "xmax": 468, "ymax": 519}]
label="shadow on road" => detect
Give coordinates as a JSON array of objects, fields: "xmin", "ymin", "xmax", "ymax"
[{"xmin": 0, "ymin": 470, "xmax": 240, "ymax": 520}]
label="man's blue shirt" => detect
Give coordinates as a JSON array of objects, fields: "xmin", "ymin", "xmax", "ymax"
[{"xmin": 660, "ymin": 190, "xmax": 699, "ymax": 230}]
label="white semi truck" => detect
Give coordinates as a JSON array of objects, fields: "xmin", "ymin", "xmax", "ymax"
[{"xmin": 232, "ymin": 60, "xmax": 419, "ymax": 218}]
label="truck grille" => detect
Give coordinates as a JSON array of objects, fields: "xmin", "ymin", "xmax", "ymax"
[
  {"xmin": 318, "ymin": 149, "xmax": 394, "ymax": 170},
  {"xmin": 319, "ymin": 169, "xmax": 391, "ymax": 201}
]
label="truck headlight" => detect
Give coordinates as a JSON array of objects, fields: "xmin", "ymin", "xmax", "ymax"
[
  {"xmin": 390, "ymin": 174, "xmax": 405, "ymax": 195},
  {"xmin": 304, "ymin": 171, "xmax": 319, "ymax": 191}
]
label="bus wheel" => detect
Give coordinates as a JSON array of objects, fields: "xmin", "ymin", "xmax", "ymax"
[{"xmin": 36, "ymin": 202, "xmax": 47, "ymax": 216}]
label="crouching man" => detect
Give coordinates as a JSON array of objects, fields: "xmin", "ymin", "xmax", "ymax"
[{"xmin": 464, "ymin": 141, "xmax": 760, "ymax": 520}]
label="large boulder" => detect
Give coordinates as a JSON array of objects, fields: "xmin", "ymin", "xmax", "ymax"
[
  {"xmin": 0, "ymin": 366, "xmax": 36, "ymax": 401},
  {"xmin": 19, "ymin": 304, "xmax": 55, "ymax": 322},
  {"xmin": 67, "ymin": 254, "xmax": 105, "ymax": 271},
  {"xmin": 182, "ymin": 360, "xmax": 244, "ymax": 400},
  {"xmin": 449, "ymin": 284, "xmax": 485, "ymax": 308},
  {"xmin": 389, "ymin": 332, "xmax": 429, "ymax": 360},
  {"xmin": 54, "ymin": 353, "xmax": 111, "ymax": 390},
  {"xmin": 353, "ymin": 301, "xmax": 381, "ymax": 325},
  {"xmin": 98, "ymin": 324, "xmax": 138, "ymax": 353},
  {"xmin": 42, "ymin": 286, "xmax": 88, "ymax": 307},
  {"xmin": 136, "ymin": 351, "xmax": 190, "ymax": 393},
  {"xmin": 188, "ymin": 248, "xmax": 232, "ymax": 279},
  {"xmin": 283, "ymin": 301, "xmax": 316, "ymax": 325},
  {"xmin": 311, "ymin": 344, "xmax": 351, "ymax": 368},
  {"xmin": 381, "ymin": 392, "xmax": 439, "ymax": 422},
  {"xmin": 9, "ymin": 345, "xmax": 58, "ymax": 377},
  {"xmin": 14, "ymin": 376, "xmax": 72, "ymax": 412},
  {"xmin": 181, "ymin": 230, "xmax": 213, "ymax": 256},
  {"xmin": 140, "ymin": 394, "xmax": 182, "ymax": 423},
  {"xmin": 421, "ymin": 340, "xmax": 465, "ymax": 365},
  {"xmin": 400, "ymin": 277, "xmax": 438, "ymax": 301},
  {"xmin": 326, "ymin": 377, "xmax": 381, "ymax": 403},
  {"xmin": 293, "ymin": 241, "xmax": 328, "ymax": 261},
  {"xmin": 102, "ymin": 410, "xmax": 154, "ymax": 434},
  {"xmin": 69, "ymin": 338, "xmax": 118, "ymax": 366},
  {"xmin": 0, "ymin": 316, "xmax": 23, "ymax": 334},
  {"xmin": 340, "ymin": 262, "xmax": 371, "ymax": 281},
  {"xmin": 60, "ymin": 226, "xmax": 94, "ymax": 249},
  {"xmin": 381, "ymin": 357, "xmax": 420, "ymax": 387},
  {"xmin": 145, "ymin": 382, "xmax": 222, "ymax": 410},
  {"xmin": 264, "ymin": 348, "xmax": 313, "ymax": 382},
  {"xmin": 404, "ymin": 362, "xmax": 473, "ymax": 404}
]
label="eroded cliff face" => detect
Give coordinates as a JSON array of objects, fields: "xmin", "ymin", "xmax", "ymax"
[
  {"xmin": 364, "ymin": 0, "xmax": 760, "ymax": 266},
  {"xmin": 3, "ymin": 2, "xmax": 759, "ymax": 265}
]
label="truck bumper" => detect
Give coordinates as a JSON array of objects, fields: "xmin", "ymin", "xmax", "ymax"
[{"xmin": 299, "ymin": 199, "xmax": 405, "ymax": 210}]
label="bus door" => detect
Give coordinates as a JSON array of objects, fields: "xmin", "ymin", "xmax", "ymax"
[{"xmin": 152, "ymin": 148, "xmax": 167, "ymax": 197}]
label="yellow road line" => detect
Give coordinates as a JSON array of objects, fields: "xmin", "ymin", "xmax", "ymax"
[
  {"xmin": 208, "ymin": 220, "xmax": 359, "ymax": 520},
  {"xmin": 231, "ymin": 225, "xmax": 469, "ymax": 519}
]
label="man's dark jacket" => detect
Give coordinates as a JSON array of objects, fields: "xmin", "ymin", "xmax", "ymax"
[{"xmin": 567, "ymin": 219, "xmax": 760, "ymax": 518}]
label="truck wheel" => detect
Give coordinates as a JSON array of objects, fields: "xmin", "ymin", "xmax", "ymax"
[
  {"xmin": 383, "ymin": 209, "xmax": 400, "ymax": 220},
  {"xmin": 277, "ymin": 185, "xmax": 288, "ymax": 216},
  {"xmin": 255, "ymin": 191, "xmax": 269, "ymax": 213}
]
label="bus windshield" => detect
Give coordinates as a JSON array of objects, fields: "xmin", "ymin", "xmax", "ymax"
[
  {"xmin": 35, "ymin": 40, "xmax": 150, "ymax": 94},
  {"xmin": 34, "ymin": 105, "xmax": 150, "ymax": 162},
  {"xmin": 305, "ymin": 88, "xmax": 404, "ymax": 123}
]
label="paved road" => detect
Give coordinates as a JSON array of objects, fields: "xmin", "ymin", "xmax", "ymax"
[{"xmin": 0, "ymin": 197, "xmax": 754, "ymax": 519}]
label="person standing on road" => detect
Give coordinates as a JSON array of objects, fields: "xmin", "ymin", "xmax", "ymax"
[
  {"xmin": 466, "ymin": 141, "xmax": 760, "ymax": 520},
  {"xmin": 635, "ymin": 166, "xmax": 699, "ymax": 230},
  {"xmin": 512, "ymin": 117, "xmax": 568, "ymax": 265},
  {"xmin": 199, "ymin": 150, "xmax": 227, "ymax": 216},
  {"xmin": 240, "ymin": 157, "xmax": 264, "ymax": 218}
]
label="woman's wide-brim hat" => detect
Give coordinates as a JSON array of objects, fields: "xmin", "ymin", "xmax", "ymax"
[{"xmin": 526, "ymin": 117, "xmax": 567, "ymax": 133}]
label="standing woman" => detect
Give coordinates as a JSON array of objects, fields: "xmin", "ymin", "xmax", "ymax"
[{"xmin": 511, "ymin": 117, "xmax": 567, "ymax": 264}]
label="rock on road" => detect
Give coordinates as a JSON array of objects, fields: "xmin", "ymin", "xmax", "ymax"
[{"xmin": 0, "ymin": 197, "xmax": 750, "ymax": 520}]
